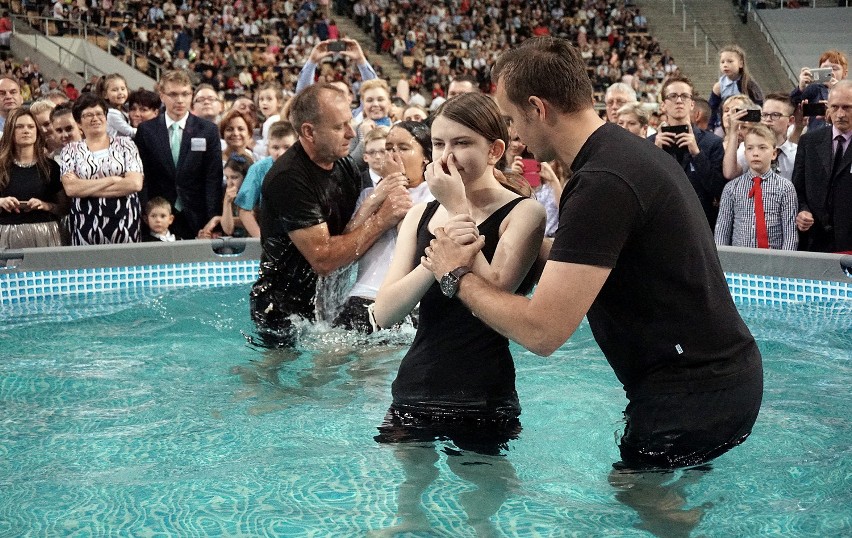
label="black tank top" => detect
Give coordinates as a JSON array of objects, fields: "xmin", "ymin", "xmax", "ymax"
[{"xmin": 391, "ymin": 197, "xmax": 527, "ymax": 417}]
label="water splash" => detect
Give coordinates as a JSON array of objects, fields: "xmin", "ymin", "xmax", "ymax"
[{"xmin": 314, "ymin": 263, "xmax": 358, "ymax": 323}]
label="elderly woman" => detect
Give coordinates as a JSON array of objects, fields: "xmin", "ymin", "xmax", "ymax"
[
  {"xmin": 615, "ymin": 102, "xmax": 650, "ymax": 138},
  {"xmin": 58, "ymin": 93, "xmax": 144, "ymax": 245},
  {"xmin": 0, "ymin": 108, "xmax": 67, "ymax": 248}
]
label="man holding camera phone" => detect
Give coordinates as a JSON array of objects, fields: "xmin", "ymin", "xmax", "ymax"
[
  {"xmin": 648, "ymin": 75, "xmax": 725, "ymax": 229},
  {"xmin": 295, "ymin": 38, "xmax": 379, "ymax": 124},
  {"xmin": 791, "ymin": 80, "xmax": 852, "ymax": 253}
]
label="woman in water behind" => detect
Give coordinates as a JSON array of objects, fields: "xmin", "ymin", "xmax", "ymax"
[
  {"xmin": 332, "ymin": 120, "xmax": 435, "ymax": 333},
  {"xmin": 370, "ymin": 93, "xmax": 545, "ymax": 535}
]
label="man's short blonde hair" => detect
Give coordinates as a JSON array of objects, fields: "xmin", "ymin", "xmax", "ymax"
[
  {"xmin": 29, "ymin": 99, "xmax": 57, "ymax": 116},
  {"xmin": 157, "ymin": 70, "xmax": 193, "ymax": 90},
  {"xmin": 363, "ymin": 126, "xmax": 389, "ymax": 144}
]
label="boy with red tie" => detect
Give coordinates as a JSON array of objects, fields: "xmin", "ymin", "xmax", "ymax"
[{"xmin": 715, "ymin": 123, "xmax": 798, "ymax": 250}]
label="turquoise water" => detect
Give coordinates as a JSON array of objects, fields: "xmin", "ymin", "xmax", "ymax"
[{"xmin": 1, "ymin": 286, "xmax": 850, "ymax": 537}]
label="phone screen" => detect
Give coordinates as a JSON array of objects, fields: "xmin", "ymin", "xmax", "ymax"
[
  {"xmin": 802, "ymin": 102, "xmax": 827, "ymax": 117},
  {"xmin": 521, "ymin": 158, "xmax": 541, "ymax": 188},
  {"xmin": 661, "ymin": 125, "xmax": 689, "ymax": 135}
]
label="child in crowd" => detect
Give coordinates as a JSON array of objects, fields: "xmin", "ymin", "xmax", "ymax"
[
  {"xmin": 714, "ymin": 124, "xmax": 797, "ymax": 251},
  {"xmin": 709, "ymin": 45, "xmax": 764, "ymax": 133},
  {"xmin": 361, "ymin": 126, "xmax": 390, "ymax": 187},
  {"xmin": 142, "ymin": 197, "xmax": 177, "ymax": 242},
  {"xmin": 254, "ymin": 81, "xmax": 285, "ymax": 157},
  {"xmin": 198, "ymin": 156, "xmax": 251, "ymax": 239},
  {"xmin": 234, "ymin": 121, "xmax": 298, "ymax": 237},
  {"xmin": 98, "ymin": 73, "xmax": 135, "ymax": 138}
]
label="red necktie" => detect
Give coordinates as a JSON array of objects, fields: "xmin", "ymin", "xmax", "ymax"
[{"xmin": 749, "ymin": 176, "xmax": 769, "ymax": 249}]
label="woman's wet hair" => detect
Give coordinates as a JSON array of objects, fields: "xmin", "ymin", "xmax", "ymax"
[
  {"xmin": 128, "ymin": 89, "xmax": 162, "ymax": 111},
  {"xmin": 390, "ymin": 121, "xmax": 432, "ymax": 163}
]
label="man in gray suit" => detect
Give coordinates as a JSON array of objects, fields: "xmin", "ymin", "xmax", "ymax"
[
  {"xmin": 792, "ymin": 80, "xmax": 852, "ymax": 252},
  {"xmin": 135, "ymin": 70, "xmax": 223, "ymax": 239}
]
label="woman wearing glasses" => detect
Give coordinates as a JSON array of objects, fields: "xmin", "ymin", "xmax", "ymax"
[{"xmin": 58, "ymin": 93, "xmax": 144, "ymax": 245}]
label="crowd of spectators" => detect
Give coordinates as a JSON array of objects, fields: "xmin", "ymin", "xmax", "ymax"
[
  {"xmin": 351, "ymin": 0, "xmax": 666, "ymax": 105},
  {"xmin": 1, "ymin": 0, "xmax": 851, "ymax": 255},
  {"xmin": 11, "ymin": 0, "xmax": 668, "ymax": 109},
  {"xmin": 16, "ymin": 0, "xmax": 368, "ymax": 105}
]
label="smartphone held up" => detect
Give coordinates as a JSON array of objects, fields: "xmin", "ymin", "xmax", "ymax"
[{"xmin": 520, "ymin": 158, "xmax": 541, "ymax": 188}]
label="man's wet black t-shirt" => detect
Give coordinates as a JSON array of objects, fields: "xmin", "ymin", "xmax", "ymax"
[
  {"xmin": 549, "ymin": 123, "xmax": 761, "ymax": 398},
  {"xmin": 251, "ymin": 141, "xmax": 362, "ymax": 323}
]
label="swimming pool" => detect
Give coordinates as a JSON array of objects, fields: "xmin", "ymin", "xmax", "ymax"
[{"xmin": 1, "ymin": 243, "xmax": 850, "ymax": 536}]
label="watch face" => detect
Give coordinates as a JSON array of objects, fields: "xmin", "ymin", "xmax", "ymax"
[{"xmin": 440, "ymin": 272, "xmax": 458, "ymax": 298}]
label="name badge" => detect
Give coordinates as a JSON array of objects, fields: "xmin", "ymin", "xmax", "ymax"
[{"xmin": 190, "ymin": 138, "xmax": 206, "ymax": 151}]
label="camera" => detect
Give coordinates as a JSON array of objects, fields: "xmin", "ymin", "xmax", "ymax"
[
  {"xmin": 328, "ymin": 40, "xmax": 346, "ymax": 53},
  {"xmin": 661, "ymin": 124, "xmax": 689, "ymax": 135},
  {"xmin": 802, "ymin": 102, "xmax": 827, "ymax": 117},
  {"xmin": 741, "ymin": 108, "xmax": 762, "ymax": 123},
  {"xmin": 810, "ymin": 67, "xmax": 833, "ymax": 84}
]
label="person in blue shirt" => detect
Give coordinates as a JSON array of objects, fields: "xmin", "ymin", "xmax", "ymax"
[{"xmin": 234, "ymin": 121, "xmax": 297, "ymax": 238}]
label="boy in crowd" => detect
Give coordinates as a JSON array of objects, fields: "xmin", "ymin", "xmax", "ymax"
[
  {"xmin": 361, "ymin": 126, "xmax": 389, "ymax": 187},
  {"xmin": 142, "ymin": 197, "xmax": 177, "ymax": 242},
  {"xmin": 234, "ymin": 121, "xmax": 298, "ymax": 237},
  {"xmin": 715, "ymin": 124, "xmax": 798, "ymax": 250}
]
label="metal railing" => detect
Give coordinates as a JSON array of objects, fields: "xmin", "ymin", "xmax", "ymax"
[
  {"xmin": 745, "ymin": 3, "xmax": 800, "ymax": 86},
  {"xmin": 10, "ymin": 14, "xmax": 105, "ymax": 82},
  {"xmin": 10, "ymin": 14, "xmax": 164, "ymax": 80},
  {"xmin": 670, "ymin": 0, "xmax": 721, "ymax": 65}
]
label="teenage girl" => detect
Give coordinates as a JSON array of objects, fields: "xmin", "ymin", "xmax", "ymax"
[
  {"xmin": 98, "ymin": 73, "xmax": 136, "ymax": 138},
  {"xmin": 370, "ymin": 93, "xmax": 545, "ymax": 535},
  {"xmin": 708, "ymin": 45, "xmax": 763, "ymax": 132}
]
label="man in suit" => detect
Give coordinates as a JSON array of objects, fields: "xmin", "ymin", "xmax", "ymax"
[
  {"xmin": 135, "ymin": 70, "xmax": 223, "ymax": 239},
  {"xmin": 792, "ymin": 80, "xmax": 852, "ymax": 252},
  {"xmin": 649, "ymin": 75, "xmax": 726, "ymax": 230}
]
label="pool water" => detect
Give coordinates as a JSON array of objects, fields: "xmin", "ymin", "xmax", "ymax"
[{"xmin": 1, "ymin": 286, "xmax": 850, "ymax": 537}]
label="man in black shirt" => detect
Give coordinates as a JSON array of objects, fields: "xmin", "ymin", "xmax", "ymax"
[
  {"xmin": 250, "ymin": 83, "xmax": 411, "ymax": 347},
  {"xmin": 424, "ymin": 38, "xmax": 763, "ymax": 471}
]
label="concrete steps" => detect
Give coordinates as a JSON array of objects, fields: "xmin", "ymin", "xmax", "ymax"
[{"xmin": 635, "ymin": 0, "xmax": 793, "ymax": 99}]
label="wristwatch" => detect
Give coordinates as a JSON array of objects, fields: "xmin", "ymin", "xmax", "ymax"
[{"xmin": 440, "ymin": 266, "xmax": 472, "ymax": 298}]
